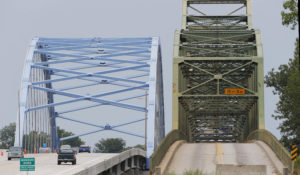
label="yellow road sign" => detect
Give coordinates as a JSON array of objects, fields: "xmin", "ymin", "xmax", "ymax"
[
  {"xmin": 224, "ymin": 88, "xmax": 245, "ymax": 95},
  {"xmin": 291, "ymin": 145, "xmax": 298, "ymax": 162}
]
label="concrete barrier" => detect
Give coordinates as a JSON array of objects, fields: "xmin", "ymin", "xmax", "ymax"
[
  {"xmin": 216, "ymin": 164, "xmax": 266, "ymax": 175},
  {"xmin": 154, "ymin": 140, "xmax": 186, "ymax": 175},
  {"xmin": 70, "ymin": 148, "xmax": 146, "ymax": 175}
]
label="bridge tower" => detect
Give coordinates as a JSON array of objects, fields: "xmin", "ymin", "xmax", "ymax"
[{"xmin": 172, "ymin": 0, "xmax": 264, "ymax": 142}]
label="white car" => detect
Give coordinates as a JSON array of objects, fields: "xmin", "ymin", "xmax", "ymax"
[{"xmin": 7, "ymin": 146, "xmax": 24, "ymax": 160}]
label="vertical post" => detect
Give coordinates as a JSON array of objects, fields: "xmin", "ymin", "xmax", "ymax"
[
  {"xmin": 173, "ymin": 30, "xmax": 181, "ymax": 130},
  {"xmin": 146, "ymin": 37, "xmax": 159, "ymax": 169},
  {"xmin": 246, "ymin": 0, "xmax": 253, "ymax": 29},
  {"xmin": 182, "ymin": 0, "xmax": 188, "ymax": 29},
  {"xmin": 145, "ymin": 90, "xmax": 148, "ymax": 152},
  {"xmin": 18, "ymin": 90, "xmax": 21, "ymax": 147},
  {"xmin": 255, "ymin": 30, "xmax": 265, "ymax": 129},
  {"xmin": 283, "ymin": 167, "xmax": 288, "ymax": 175},
  {"xmin": 14, "ymin": 38, "xmax": 39, "ymax": 147},
  {"xmin": 51, "ymin": 115, "xmax": 58, "ymax": 151}
]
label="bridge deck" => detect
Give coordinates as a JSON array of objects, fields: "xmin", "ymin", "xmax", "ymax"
[
  {"xmin": 0, "ymin": 153, "xmax": 117, "ymax": 175},
  {"xmin": 163, "ymin": 141, "xmax": 285, "ymax": 175}
]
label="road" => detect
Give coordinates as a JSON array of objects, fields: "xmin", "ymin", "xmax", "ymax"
[
  {"xmin": 166, "ymin": 141, "xmax": 285, "ymax": 175},
  {"xmin": 0, "ymin": 151, "xmax": 117, "ymax": 175}
]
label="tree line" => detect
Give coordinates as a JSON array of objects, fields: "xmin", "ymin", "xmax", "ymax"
[
  {"xmin": 0, "ymin": 123, "xmax": 143, "ymax": 153},
  {"xmin": 265, "ymin": 0, "xmax": 299, "ymax": 149}
]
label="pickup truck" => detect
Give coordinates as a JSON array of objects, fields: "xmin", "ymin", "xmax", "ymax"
[{"xmin": 57, "ymin": 145, "xmax": 76, "ymax": 165}]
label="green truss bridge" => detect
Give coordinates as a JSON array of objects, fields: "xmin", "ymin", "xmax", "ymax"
[{"xmin": 150, "ymin": 0, "xmax": 294, "ymax": 174}]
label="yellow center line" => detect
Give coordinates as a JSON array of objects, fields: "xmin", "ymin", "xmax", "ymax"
[{"xmin": 217, "ymin": 143, "xmax": 224, "ymax": 164}]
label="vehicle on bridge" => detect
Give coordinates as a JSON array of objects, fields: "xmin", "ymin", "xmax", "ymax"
[
  {"xmin": 78, "ymin": 145, "xmax": 91, "ymax": 153},
  {"xmin": 57, "ymin": 145, "xmax": 76, "ymax": 165},
  {"xmin": 39, "ymin": 147, "xmax": 51, "ymax": 153},
  {"xmin": 7, "ymin": 146, "xmax": 24, "ymax": 160}
]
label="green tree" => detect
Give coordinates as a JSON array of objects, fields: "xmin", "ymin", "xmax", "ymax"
[
  {"xmin": 22, "ymin": 131, "xmax": 50, "ymax": 153},
  {"xmin": 123, "ymin": 144, "xmax": 145, "ymax": 151},
  {"xmin": 0, "ymin": 123, "xmax": 16, "ymax": 149},
  {"xmin": 265, "ymin": 39, "xmax": 299, "ymax": 148},
  {"xmin": 57, "ymin": 127, "xmax": 85, "ymax": 147},
  {"xmin": 281, "ymin": 0, "xmax": 298, "ymax": 30},
  {"xmin": 94, "ymin": 138, "xmax": 126, "ymax": 153},
  {"xmin": 265, "ymin": 0, "xmax": 299, "ymax": 149}
]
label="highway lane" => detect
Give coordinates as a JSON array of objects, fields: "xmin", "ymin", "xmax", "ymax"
[
  {"xmin": 166, "ymin": 143, "xmax": 217, "ymax": 174},
  {"xmin": 0, "ymin": 152, "xmax": 118, "ymax": 175},
  {"xmin": 166, "ymin": 141, "xmax": 285, "ymax": 175}
]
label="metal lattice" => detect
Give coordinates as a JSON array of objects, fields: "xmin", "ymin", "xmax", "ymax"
[
  {"xmin": 14, "ymin": 37, "xmax": 165, "ymax": 167},
  {"xmin": 173, "ymin": 0, "xmax": 264, "ymax": 142}
]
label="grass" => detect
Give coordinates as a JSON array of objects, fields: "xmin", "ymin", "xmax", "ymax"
[{"xmin": 294, "ymin": 156, "xmax": 300, "ymax": 175}]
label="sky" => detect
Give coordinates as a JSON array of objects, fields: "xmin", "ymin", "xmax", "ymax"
[{"xmin": 0, "ymin": 0, "xmax": 298, "ymax": 147}]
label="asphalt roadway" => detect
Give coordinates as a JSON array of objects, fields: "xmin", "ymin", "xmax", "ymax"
[
  {"xmin": 0, "ymin": 151, "xmax": 117, "ymax": 175},
  {"xmin": 166, "ymin": 141, "xmax": 285, "ymax": 175}
]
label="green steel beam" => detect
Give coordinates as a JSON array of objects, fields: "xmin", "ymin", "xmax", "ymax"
[{"xmin": 173, "ymin": 0, "xmax": 264, "ymax": 142}]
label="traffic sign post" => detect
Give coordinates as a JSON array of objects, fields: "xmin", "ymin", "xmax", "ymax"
[
  {"xmin": 291, "ymin": 145, "xmax": 298, "ymax": 162},
  {"xmin": 20, "ymin": 158, "xmax": 35, "ymax": 174}
]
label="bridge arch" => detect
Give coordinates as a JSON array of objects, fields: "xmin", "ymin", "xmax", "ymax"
[{"xmin": 14, "ymin": 37, "xmax": 165, "ymax": 165}]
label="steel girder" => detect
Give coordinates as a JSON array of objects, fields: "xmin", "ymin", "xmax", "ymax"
[
  {"xmin": 173, "ymin": 0, "xmax": 264, "ymax": 142},
  {"xmin": 14, "ymin": 37, "xmax": 165, "ymax": 165}
]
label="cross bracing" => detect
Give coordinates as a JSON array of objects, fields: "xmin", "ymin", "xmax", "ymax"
[
  {"xmin": 14, "ymin": 38, "xmax": 165, "ymax": 166},
  {"xmin": 173, "ymin": 0, "xmax": 264, "ymax": 142},
  {"xmin": 186, "ymin": 16, "xmax": 248, "ymax": 30},
  {"xmin": 179, "ymin": 60, "xmax": 257, "ymax": 95},
  {"xmin": 187, "ymin": 0, "xmax": 246, "ymax": 4},
  {"xmin": 179, "ymin": 30, "xmax": 257, "ymax": 57}
]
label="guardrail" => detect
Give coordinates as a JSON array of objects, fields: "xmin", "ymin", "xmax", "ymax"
[
  {"xmin": 247, "ymin": 129, "xmax": 293, "ymax": 171},
  {"xmin": 149, "ymin": 129, "xmax": 187, "ymax": 172}
]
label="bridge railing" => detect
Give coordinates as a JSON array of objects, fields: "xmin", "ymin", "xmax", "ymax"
[
  {"xmin": 149, "ymin": 129, "xmax": 186, "ymax": 172},
  {"xmin": 247, "ymin": 129, "xmax": 293, "ymax": 171}
]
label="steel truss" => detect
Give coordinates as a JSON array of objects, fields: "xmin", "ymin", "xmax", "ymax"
[
  {"xmin": 173, "ymin": 0, "xmax": 264, "ymax": 142},
  {"xmin": 14, "ymin": 37, "xmax": 165, "ymax": 166}
]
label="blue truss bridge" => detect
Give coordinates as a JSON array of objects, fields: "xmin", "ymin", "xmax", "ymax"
[{"xmin": 13, "ymin": 37, "xmax": 165, "ymax": 170}]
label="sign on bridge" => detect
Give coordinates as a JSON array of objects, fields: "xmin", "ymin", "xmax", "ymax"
[
  {"xmin": 20, "ymin": 158, "xmax": 35, "ymax": 171},
  {"xmin": 224, "ymin": 88, "xmax": 245, "ymax": 95}
]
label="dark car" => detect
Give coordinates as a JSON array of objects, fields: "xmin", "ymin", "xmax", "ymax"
[
  {"xmin": 57, "ymin": 145, "xmax": 76, "ymax": 165},
  {"xmin": 78, "ymin": 145, "xmax": 91, "ymax": 153},
  {"xmin": 7, "ymin": 146, "xmax": 24, "ymax": 160}
]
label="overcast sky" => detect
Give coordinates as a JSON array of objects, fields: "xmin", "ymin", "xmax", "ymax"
[{"xmin": 0, "ymin": 0, "xmax": 298, "ymax": 147}]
